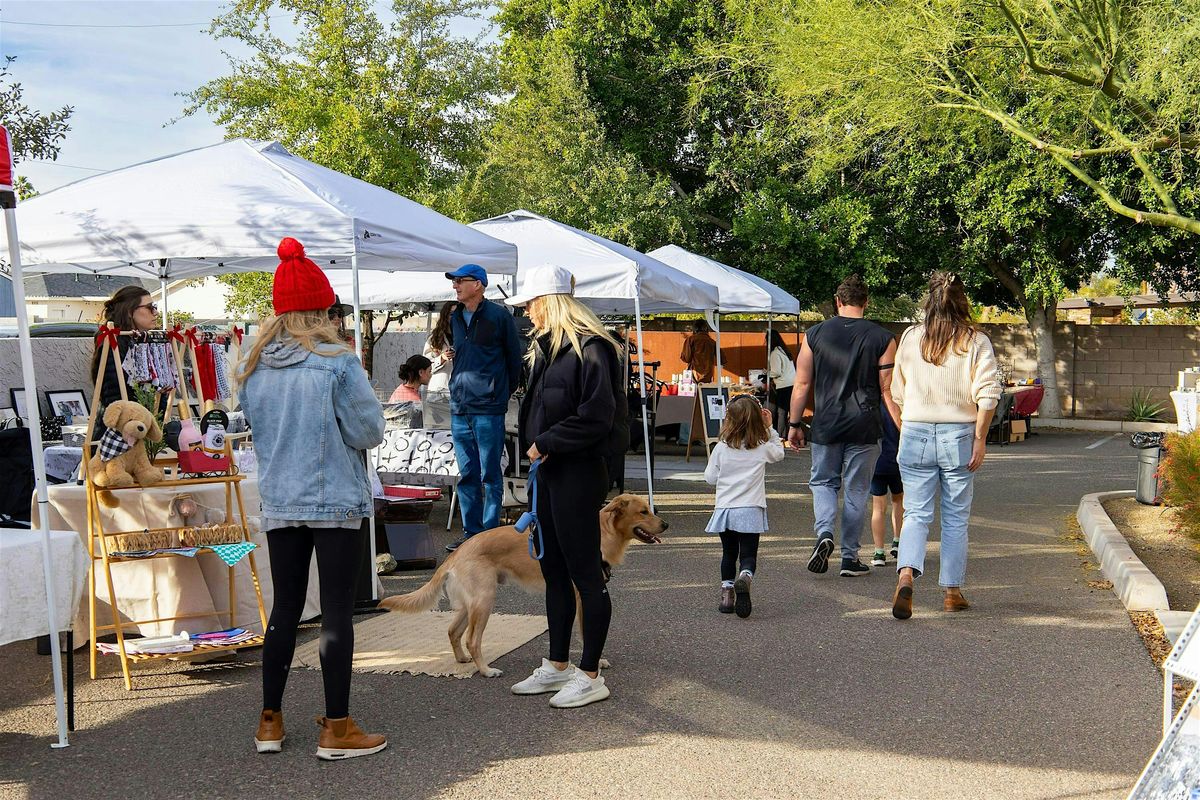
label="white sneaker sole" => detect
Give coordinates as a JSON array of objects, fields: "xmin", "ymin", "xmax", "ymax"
[
  {"xmin": 315, "ymin": 741, "xmax": 388, "ymax": 760},
  {"xmin": 511, "ymin": 681, "xmax": 572, "ymax": 695},
  {"xmin": 549, "ymin": 684, "xmax": 611, "ymax": 708},
  {"xmin": 254, "ymin": 735, "xmax": 284, "ymax": 754}
]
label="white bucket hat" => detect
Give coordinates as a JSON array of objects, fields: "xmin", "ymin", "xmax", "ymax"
[{"xmin": 505, "ymin": 264, "xmax": 576, "ymax": 307}]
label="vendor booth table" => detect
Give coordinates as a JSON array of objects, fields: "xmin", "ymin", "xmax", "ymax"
[{"xmin": 33, "ymin": 478, "xmax": 323, "ymax": 640}]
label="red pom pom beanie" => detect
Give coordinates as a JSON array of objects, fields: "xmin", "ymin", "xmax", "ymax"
[{"xmin": 273, "ymin": 237, "xmax": 335, "ymax": 315}]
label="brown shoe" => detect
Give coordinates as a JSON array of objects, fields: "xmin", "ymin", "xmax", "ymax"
[
  {"xmin": 719, "ymin": 587, "xmax": 735, "ymax": 614},
  {"xmin": 254, "ymin": 710, "xmax": 285, "ymax": 754},
  {"xmin": 316, "ymin": 715, "xmax": 388, "ymax": 761},
  {"xmin": 892, "ymin": 577, "xmax": 913, "ymax": 620},
  {"xmin": 943, "ymin": 587, "xmax": 969, "ymax": 612}
]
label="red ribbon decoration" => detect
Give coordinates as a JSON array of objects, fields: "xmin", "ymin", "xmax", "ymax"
[
  {"xmin": 184, "ymin": 326, "xmax": 201, "ymax": 349},
  {"xmin": 231, "ymin": 325, "xmax": 243, "ymax": 345},
  {"xmin": 95, "ymin": 325, "xmax": 120, "ymax": 350},
  {"xmin": 167, "ymin": 323, "xmax": 186, "ymax": 344}
]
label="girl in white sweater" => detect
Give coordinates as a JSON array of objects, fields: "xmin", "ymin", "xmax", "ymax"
[
  {"xmin": 889, "ymin": 273, "xmax": 1001, "ymax": 620},
  {"xmin": 704, "ymin": 395, "xmax": 786, "ymax": 618}
]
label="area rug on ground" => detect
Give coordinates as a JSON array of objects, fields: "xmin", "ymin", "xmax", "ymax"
[{"xmin": 291, "ymin": 610, "xmax": 547, "ymax": 678}]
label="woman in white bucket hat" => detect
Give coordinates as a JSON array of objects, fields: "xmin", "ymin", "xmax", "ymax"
[{"xmin": 507, "ymin": 265, "xmax": 628, "ymax": 708}]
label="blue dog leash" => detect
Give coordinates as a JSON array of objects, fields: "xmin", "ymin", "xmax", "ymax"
[{"xmin": 514, "ymin": 458, "xmax": 543, "ymax": 560}]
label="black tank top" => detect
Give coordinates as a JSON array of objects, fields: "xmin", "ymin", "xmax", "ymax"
[{"xmin": 805, "ymin": 317, "xmax": 894, "ymax": 445}]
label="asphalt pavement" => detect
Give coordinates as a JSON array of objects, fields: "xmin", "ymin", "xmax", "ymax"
[{"xmin": 0, "ymin": 430, "xmax": 1163, "ymax": 799}]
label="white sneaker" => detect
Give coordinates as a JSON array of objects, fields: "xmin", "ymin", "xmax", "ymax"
[
  {"xmin": 511, "ymin": 658, "xmax": 575, "ymax": 695},
  {"xmin": 548, "ymin": 671, "xmax": 610, "ymax": 708}
]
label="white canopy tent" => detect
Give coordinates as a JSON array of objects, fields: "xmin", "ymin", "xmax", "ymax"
[
  {"xmin": 648, "ymin": 244, "xmax": 801, "ymax": 392},
  {"xmin": 468, "ymin": 210, "xmax": 722, "ymax": 509},
  {"xmin": 2, "ymin": 139, "xmax": 517, "ymax": 747},
  {"xmin": 326, "ymin": 270, "xmax": 513, "ymax": 308}
]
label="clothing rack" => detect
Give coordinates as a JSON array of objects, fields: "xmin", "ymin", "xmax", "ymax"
[{"xmin": 169, "ymin": 325, "xmax": 243, "ymax": 415}]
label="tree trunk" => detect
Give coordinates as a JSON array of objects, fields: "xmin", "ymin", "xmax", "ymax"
[{"xmin": 1025, "ymin": 302, "xmax": 1061, "ymax": 418}]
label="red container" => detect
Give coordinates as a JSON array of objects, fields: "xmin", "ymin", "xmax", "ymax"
[
  {"xmin": 383, "ymin": 485, "xmax": 443, "ymax": 500},
  {"xmin": 177, "ymin": 449, "xmax": 231, "ymax": 474}
]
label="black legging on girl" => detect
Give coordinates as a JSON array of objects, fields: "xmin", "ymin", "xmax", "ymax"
[
  {"xmin": 536, "ymin": 456, "xmax": 611, "ymax": 673},
  {"xmin": 262, "ymin": 524, "xmax": 366, "ymax": 719}
]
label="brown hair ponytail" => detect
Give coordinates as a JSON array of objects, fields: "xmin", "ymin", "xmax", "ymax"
[{"xmin": 919, "ymin": 272, "xmax": 974, "ymax": 366}]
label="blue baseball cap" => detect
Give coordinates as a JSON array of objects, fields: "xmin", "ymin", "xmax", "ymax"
[{"xmin": 445, "ymin": 263, "xmax": 488, "ymax": 286}]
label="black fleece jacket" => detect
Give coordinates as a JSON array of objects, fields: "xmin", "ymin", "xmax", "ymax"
[{"xmin": 519, "ymin": 334, "xmax": 623, "ymax": 459}]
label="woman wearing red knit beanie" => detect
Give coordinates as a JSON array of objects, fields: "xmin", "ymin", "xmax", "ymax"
[{"xmin": 238, "ymin": 237, "xmax": 387, "ymax": 760}]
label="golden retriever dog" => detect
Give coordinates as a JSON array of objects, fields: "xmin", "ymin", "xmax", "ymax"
[{"xmin": 380, "ymin": 493, "xmax": 667, "ymax": 677}]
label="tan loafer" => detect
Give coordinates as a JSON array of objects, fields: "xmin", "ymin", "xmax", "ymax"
[
  {"xmin": 943, "ymin": 587, "xmax": 969, "ymax": 612},
  {"xmin": 892, "ymin": 578, "xmax": 913, "ymax": 620}
]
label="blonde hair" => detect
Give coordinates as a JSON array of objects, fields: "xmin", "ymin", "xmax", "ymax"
[
  {"xmin": 919, "ymin": 272, "xmax": 975, "ymax": 366},
  {"xmin": 719, "ymin": 394, "xmax": 770, "ymax": 450},
  {"xmin": 237, "ymin": 310, "xmax": 351, "ymax": 383},
  {"xmin": 525, "ymin": 293, "xmax": 620, "ymax": 367}
]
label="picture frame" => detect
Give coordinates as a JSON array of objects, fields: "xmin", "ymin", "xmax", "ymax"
[
  {"xmin": 9, "ymin": 388, "xmax": 28, "ymax": 420},
  {"xmin": 45, "ymin": 390, "xmax": 89, "ymax": 422}
]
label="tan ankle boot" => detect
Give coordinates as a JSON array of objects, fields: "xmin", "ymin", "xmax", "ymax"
[
  {"xmin": 316, "ymin": 715, "xmax": 388, "ymax": 760},
  {"xmin": 943, "ymin": 587, "xmax": 969, "ymax": 612},
  {"xmin": 892, "ymin": 576, "xmax": 913, "ymax": 620},
  {"xmin": 254, "ymin": 710, "xmax": 284, "ymax": 753},
  {"xmin": 718, "ymin": 587, "xmax": 735, "ymax": 614}
]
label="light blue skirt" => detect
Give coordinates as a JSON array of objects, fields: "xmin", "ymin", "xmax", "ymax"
[{"xmin": 706, "ymin": 506, "xmax": 768, "ymax": 534}]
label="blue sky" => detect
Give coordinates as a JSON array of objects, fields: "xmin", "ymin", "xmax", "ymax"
[{"xmin": 1, "ymin": 1, "xmax": 493, "ymax": 194}]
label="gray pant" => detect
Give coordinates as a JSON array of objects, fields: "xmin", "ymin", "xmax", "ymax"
[{"xmin": 810, "ymin": 441, "xmax": 881, "ymax": 561}]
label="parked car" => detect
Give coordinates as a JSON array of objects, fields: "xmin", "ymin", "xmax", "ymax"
[{"xmin": 0, "ymin": 322, "xmax": 98, "ymax": 338}]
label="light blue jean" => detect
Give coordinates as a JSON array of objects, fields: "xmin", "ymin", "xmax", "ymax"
[
  {"xmin": 810, "ymin": 441, "xmax": 881, "ymax": 560},
  {"xmin": 451, "ymin": 413, "xmax": 506, "ymax": 537},
  {"xmin": 896, "ymin": 422, "xmax": 976, "ymax": 587}
]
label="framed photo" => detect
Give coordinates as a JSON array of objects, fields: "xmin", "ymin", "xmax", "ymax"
[
  {"xmin": 9, "ymin": 388, "xmax": 28, "ymax": 420},
  {"xmin": 45, "ymin": 390, "xmax": 89, "ymax": 421}
]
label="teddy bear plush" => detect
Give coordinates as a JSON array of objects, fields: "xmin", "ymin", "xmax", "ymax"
[{"xmin": 88, "ymin": 400, "xmax": 164, "ymax": 500}]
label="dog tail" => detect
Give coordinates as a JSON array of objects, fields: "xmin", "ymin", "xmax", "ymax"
[{"xmin": 379, "ymin": 556, "xmax": 452, "ymax": 614}]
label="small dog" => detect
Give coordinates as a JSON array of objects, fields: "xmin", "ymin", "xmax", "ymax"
[{"xmin": 380, "ymin": 493, "xmax": 667, "ymax": 677}]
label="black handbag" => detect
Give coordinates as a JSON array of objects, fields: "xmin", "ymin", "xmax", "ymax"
[{"xmin": 40, "ymin": 414, "xmax": 66, "ymax": 442}]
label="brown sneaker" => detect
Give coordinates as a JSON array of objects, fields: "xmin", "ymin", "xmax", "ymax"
[
  {"xmin": 943, "ymin": 587, "xmax": 970, "ymax": 612},
  {"xmin": 719, "ymin": 587, "xmax": 735, "ymax": 614},
  {"xmin": 254, "ymin": 710, "xmax": 285, "ymax": 754},
  {"xmin": 892, "ymin": 577, "xmax": 913, "ymax": 620},
  {"xmin": 315, "ymin": 715, "xmax": 388, "ymax": 761}
]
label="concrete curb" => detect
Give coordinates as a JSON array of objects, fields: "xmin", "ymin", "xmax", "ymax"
[
  {"xmin": 1076, "ymin": 490, "xmax": 1170, "ymax": 612},
  {"xmin": 1040, "ymin": 417, "xmax": 1175, "ymax": 433}
]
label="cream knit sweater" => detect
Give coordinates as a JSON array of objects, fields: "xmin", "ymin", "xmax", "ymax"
[{"xmin": 893, "ymin": 326, "xmax": 1001, "ymax": 423}]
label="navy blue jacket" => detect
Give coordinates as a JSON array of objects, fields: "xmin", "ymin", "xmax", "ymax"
[{"xmin": 448, "ymin": 299, "xmax": 523, "ymax": 415}]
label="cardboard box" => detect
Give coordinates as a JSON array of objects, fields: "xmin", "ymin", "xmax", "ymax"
[{"xmin": 1009, "ymin": 419, "xmax": 1028, "ymax": 443}]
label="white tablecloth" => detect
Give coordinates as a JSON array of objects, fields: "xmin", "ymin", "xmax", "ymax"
[
  {"xmin": 32, "ymin": 478, "xmax": 323, "ymax": 640},
  {"xmin": 0, "ymin": 529, "xmax": 89, "ymax": 645},
  {"xmin": 1173, "ymin": 390, "xmax": 1198, "ymax": 434},
  {"xmin": 376, "ymin": 427, "xmax": 509, "ymax": 483}
]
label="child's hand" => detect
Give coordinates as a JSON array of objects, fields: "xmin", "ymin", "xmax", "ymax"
[{"xmin": 760, "ymin": 407, "xmax": 773, "ymax": 428}]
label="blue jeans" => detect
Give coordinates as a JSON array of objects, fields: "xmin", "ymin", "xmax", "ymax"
[
  {"xmin": 810, "ymin": 441, "xmax": 881, "ymax": 560},
  {"xmin": 896, "ymin": 422, "xmax": 975, "ymax": 587},
  {"xmin": 451, "ymin": 414, "xmax": 506, "ymax": 537}
]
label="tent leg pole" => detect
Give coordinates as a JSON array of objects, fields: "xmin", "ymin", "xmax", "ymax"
[
  {"xmin": 349, "ymin": 254, "xmax": 378, "ymax": 603},
  {"xmin": 160, "ymin": 273, "xmax": 169, "ymax": 328},
  {"xmin": 634, "ymin": 297, "xmax": 654, "ymax": 512},
  {"xmin": 6, "ymin": 206, "xmax": 69, "ymax": 748},
  {"xmin": 713, "ymin": 312, "xmax": 722, "ymax": 381},
  {"xmin": 767, "ymin": 314, "xmax": 773, "ymax": 426}
]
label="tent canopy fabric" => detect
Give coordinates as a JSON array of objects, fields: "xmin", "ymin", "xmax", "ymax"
[
  {"xmin": 647, "ymin": 245, "xmax": 800, "ymax": 315},
  {"xmin": 325, "ymin": 270, "xmax": 512, "ymax": 309},
  {"xmin": 5, "ymin": 139, "xmax": 517, "ymax": 280},
  {"xmin": 469, "ymin": 210, "xmax": 719, "ymax": 314}
]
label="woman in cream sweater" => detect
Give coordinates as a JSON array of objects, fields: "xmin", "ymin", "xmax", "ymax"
[{"xmin": 889, "ymin": 273, "xmax": 1001, "ymax": 620}]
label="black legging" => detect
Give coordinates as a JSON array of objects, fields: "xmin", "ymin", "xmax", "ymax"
[
  {"xmin": 536, "ymin": 456, "xmax": 611, "ymax": 673},
  {"xmin": 719, "ymin": 530, "xmax": 760, "ymax": 582},
  {"xmin": 262, "ymin": 523, "xmax": 366, "ymax": 719},
  {"xmin": 772, "ymin": 385, "xmax": 794, "ymax": 436}
]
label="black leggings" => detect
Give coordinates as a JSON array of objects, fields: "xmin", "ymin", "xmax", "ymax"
[
  {"xmin": 536, "ymin": 456, "xmax": 611, "ymax": 673},
  {"xmin": 719, "ymin": 530, "xmax": 760, "ymax": 582},
  {"xmin": 262, "ymin": 523, "xmax": 366, "ymax": 719}
]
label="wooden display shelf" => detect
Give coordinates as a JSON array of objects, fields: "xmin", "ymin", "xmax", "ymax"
[{"xmin": 102, "ymin": 635, "xmax": 265, "ymax": 664}]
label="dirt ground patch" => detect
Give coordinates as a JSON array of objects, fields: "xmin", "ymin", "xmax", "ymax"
[{"xmin": 1102, "ymin": 497, "xmax": 1200, "ymax": 612}]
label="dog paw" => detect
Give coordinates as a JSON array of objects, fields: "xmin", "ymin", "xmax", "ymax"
[
  {"xmin": 479, "ymin": 666, "xmax": 503, "ymax": 677},
  {"xmin": 598, "ymin": 658, "xmax": 611, "ymax": 669}
]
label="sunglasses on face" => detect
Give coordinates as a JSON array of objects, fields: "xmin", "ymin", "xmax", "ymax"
[
  {"xmin": 328, "ymin": 307, "xmax": 346, "ymax": 320},
  {"xmin": 451, "ymin": 277, "xmax": 479, "ymax": 286},
  {"xmin": 137, "ymin": 302, "xmax": 159, "ymax": 313}
]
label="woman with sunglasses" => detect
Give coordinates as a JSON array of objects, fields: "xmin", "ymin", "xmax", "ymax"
[{"xmin": 90, "ymin": 285, "xmax": 160, "ymax": 410}]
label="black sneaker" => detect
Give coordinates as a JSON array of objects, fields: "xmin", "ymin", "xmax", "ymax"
[
  {"xmin": 890, "ymin": 540, "xmax": 899, "ymax": 558},
  {"xmin": 807, "ymin": 537, "xmax": 834, "ymax": 574},
  {"xmin": 733, "ymin": 571, "xmax": 753, "ymax": 618},
  {"xmin": 839, "ymin": 558, "xmax": 870, "ymax": 577},
  {"xmin": 445, "ymin": 535, "xmax": 471, "ymax": 553}
]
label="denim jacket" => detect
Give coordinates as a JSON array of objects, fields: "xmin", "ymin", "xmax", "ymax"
[{"xmin": 239, "ymin": 338, "xmax": 384, "ymax": 521}]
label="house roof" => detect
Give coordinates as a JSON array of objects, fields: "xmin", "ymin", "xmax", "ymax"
[
  {"xmin": 1057, "ymin": 292, "xmax": 1200, "ymax": 310},
  {"xmin": 23, "ymin": 273, "xmax": 158, "ymax": 300}
]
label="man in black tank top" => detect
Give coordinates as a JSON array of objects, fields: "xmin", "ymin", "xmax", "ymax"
[{"xmin": 787, "ymin": 276, "xmax": 900, "ymax": 577}]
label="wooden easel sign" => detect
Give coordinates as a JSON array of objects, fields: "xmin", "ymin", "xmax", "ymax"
[{"xmin": 685, "ymin": 383, "xmax": 729, "ymax": 462}]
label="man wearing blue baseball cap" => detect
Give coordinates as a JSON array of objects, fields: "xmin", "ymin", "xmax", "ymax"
[{"xmin": 443, "ymin": 264, "xmax": 523, "ymax": 551}]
